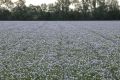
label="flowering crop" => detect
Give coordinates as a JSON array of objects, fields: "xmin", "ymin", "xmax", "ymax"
[{"xmin": 0, "ymin": 21, "xmax": 120, "ymax": 80}]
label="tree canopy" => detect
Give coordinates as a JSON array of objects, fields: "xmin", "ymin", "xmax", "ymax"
[{"xmin": 0, "ymin": 0, "xmax": 120, "ymax": 20}]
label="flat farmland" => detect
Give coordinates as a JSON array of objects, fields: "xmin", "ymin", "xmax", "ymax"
[{"xmin": 0, "ymin": 21, "xmax": 120, "ymax": 80}]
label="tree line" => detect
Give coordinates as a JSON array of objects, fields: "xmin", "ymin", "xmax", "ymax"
[{"xmin": 0, "ymin": 0, "xmax": 120, "ymax": 20}]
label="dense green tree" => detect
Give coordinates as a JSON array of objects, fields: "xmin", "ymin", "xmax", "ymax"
[
  {"xmin": 48, "ymin": 3, "xmax": 55, "ymax": 12},
  {"xmin": 56, "ymin": 0, "xmax": 71, "ymax": 12},
  {"xmin": 0, "ymin": 0, "xmax": 120, "ymax": 20},
  {"xmin": 107, "ymin": 0, "xmax": 120, "ymax": 19},
  {"xmin": 11, "ymin": 0, "xmax": 27, "ymax": 20},
  {"xmin": 0, "ymin": 8, "xmax": 11, "ymax": 20},
  {"xmin": 40, "ymin": 3, "xmax": 47, "ymax": 12}
]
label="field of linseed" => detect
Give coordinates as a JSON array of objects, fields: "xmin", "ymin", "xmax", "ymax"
[{"xmin": 0, "ymin": 21, "xmax": 120, "ymax": 80}]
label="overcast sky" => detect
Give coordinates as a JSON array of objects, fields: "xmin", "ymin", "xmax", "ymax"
[
  {"xmin": 12, "ymin": 0, "xmax": 56, "ymax": 6},
  {"xmin": 25, "ymin": 0, "xmax": 56, "ymax": 6},
  {"xmin": 12, "ymin": 0, "xmax": 120, "ymax": 6}
]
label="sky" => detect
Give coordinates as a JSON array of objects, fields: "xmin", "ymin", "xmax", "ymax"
[
  {"xmin": 12, "ymin": 0, "xmax": 120, "ymax": 6},
  {"xmin": 12, "ymin": 0, "xmax": 56, "ymax": 6},
  {"xmin": 25, "ymin": 0, "xmax": 56, "ymax": 6}
]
